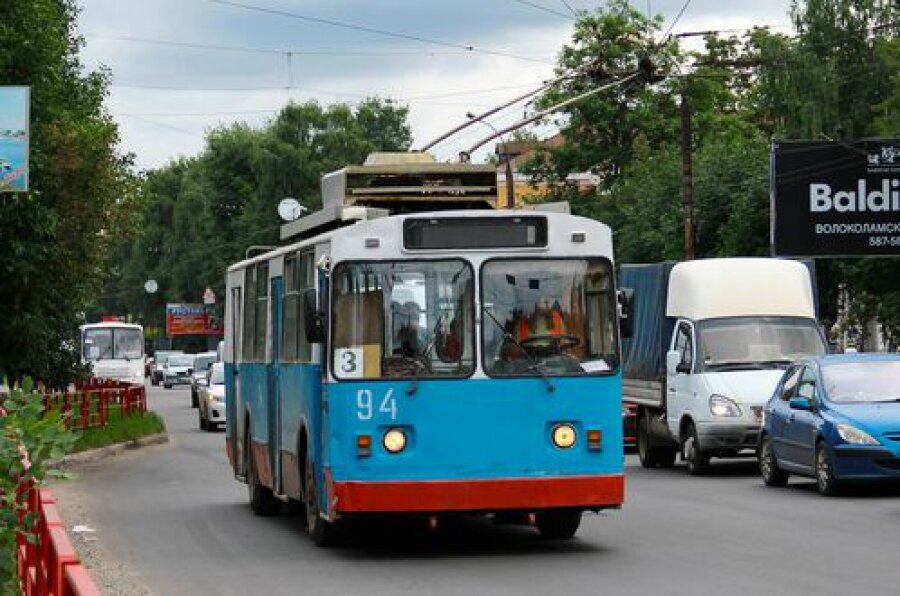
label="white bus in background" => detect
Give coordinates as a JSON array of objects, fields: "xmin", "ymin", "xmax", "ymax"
[{"xmin": 80, "ymin": 322, "xmax": 145, "ymax": 383}]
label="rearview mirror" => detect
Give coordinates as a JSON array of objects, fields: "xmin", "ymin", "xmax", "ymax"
[
  {"xmin": 303, "ymin": 288, "xmax": 325, "ymax": 344},
  {"xmin": 789, "ymin": 397, "xmax": 813, "ymax": 411},
  {"xmin": 617, "ymin": 287, "xmax": 635, "ymax": 339}
]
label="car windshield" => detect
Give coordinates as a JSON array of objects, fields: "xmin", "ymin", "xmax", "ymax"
[
  {"xmin": 209, "ymin": 363, "xmax": 225, "ymax": 385},
  {"xmin": 331, "ymin": 260, "xmax": 474, "ymax": 379},
  {"xmin": 168, "ymin": 355, "xmax": 194, "ymax": 367},
  {"xmin": 482, "ymin": 258, "xmax": 618, "ymax": 376},
  {"xmin": 823, "ymin": 361, "xmax": 900, "ymax": 403},
  {"xmin": 83, "ymin": 328, "xmax": 143, "ymax": 361},
  {"xmin": 193, "ymin": 355, "xmax": 216, "ymax": 372},
  {"xmin": 698, "ymin": 317, "xmax": 825, "ymax": 370}
]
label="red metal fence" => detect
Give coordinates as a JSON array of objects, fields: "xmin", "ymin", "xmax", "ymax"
[
  {"xmin": 41, "ymin": 378, "xmax": 147, "ymax": 430},
  {"xmin": 16, "ymin": 485, "xmax": 102, "ymax": 596}
]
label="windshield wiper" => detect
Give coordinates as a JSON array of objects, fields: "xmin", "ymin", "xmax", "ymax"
[
  {"xmin": 756, "ymin": 359, "xmax": 792, "ymax": 368},
  {"xmin": 481, "ymin": 305, "xmax": 555, "ymax": 393},
  {"xmin": 705, "ymin": 361, "xmax": 765, "ymax": 371}
]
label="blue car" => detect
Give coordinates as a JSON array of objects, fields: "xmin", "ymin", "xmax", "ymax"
[{"xmin": 759, "ymin": 353, "xmax": 900, "ymax": 495}]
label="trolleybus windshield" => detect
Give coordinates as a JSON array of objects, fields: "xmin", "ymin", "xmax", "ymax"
[
  {"xmin": 481, "ymin": 258, "xmax": 618, "ymax": 377},
  {"xmin": 331, "ymin": 260, "xmax": 474, "ymax": 379}
]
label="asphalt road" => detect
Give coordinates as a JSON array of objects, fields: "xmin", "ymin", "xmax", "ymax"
[{"xmin": 54, "ymin": 381, "xmax": 900, "ymax": 595}]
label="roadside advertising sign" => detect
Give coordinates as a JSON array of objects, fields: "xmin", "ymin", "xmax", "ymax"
[
  {"xmin": 166, "ymin": 303, "xmax": 223, "ymax": 336},
  {"xmin": 0, "ymin": 86, "xmax": 30, "ymax": 193},
  {"xmin": 771, "ymin": 139, "xmax": 900, "ymax": 256}
]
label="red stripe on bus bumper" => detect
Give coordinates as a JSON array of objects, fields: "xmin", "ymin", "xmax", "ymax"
[{"xmin": 333, "ymin": 474, "xmax": 624, "ymax": 513}]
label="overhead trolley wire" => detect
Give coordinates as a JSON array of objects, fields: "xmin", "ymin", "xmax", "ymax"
[
  {"xmin": 206, "ymin": 0, "xmax": 555, "ymax": 64},
  {"xmin": 510, "ymin": 0, "xmax": 576, "ymax": 20}
]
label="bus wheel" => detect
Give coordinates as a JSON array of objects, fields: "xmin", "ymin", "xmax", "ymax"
[
  {"xmin": 246, "ymin": 432, "xmax": 278, "ymax": 516},
  {"xmin": 535, "ymin": 509, "xmax": 581, "ymax": 539},
  {"xmin": 305, "ymin": 455, "xmax": 338, "ymax": 547}
]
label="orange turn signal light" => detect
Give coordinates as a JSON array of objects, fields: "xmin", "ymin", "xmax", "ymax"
[
  {"xmin": 587, "ymin": 429, "xmax": 602, "ymax": 450},
  {"xmin": 357, "ymin": 434, "xmax": 372, "ymax": 457}
]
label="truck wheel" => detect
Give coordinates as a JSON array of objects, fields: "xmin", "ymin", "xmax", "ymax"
[
  {"xmin": 759, "ymin": 434, "xmax": 789, "ymax": 487},
  {"xmin": 535, "ymin": 509, "xmax": 581, "ymax": 539},
  {"xmin": 815, "ymin": 441, "xmax": 842, "ymax": 496},
  {"xmin": 305, "ymin": 454, "xmax": 338, "ymax": 546},
  {"xmin": 198, "ymin": 409, "xmax": 207, "ymax": 431},
  {"xmin": 246, "ymin": 431, "xmax": 278, "ymax": 516},
  {"xmin": 637, "ymin": 416, "xmax": 658, "ymax": 468},
  {"xmin": 683, "ymin": 424, "xmax": 709, "ymax": 476}
]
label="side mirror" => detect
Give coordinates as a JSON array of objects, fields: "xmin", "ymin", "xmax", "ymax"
[
  {"xmin": 789, "ymin": 397, "xmax": 813, "ymax": 411},
  {"xmin": 617, "ymin": 288, "xmax": 635, "ymax": 339},
  {"xmin": 666, "ymin": 350, "xmax": 680, "ymax": 376},
  {"xmin": 303, "ymin": 288, "xmax": 325, "ymax": 344},
  {"xmin": 187, "ymin": 368, "xmax": 193, "ymax": 375}
]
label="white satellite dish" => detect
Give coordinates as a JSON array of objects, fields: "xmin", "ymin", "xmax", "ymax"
[
  {"xmin": 144, "ymin": 279, "xmax": 158, "ymax": 294},
  {"xmin": 277, "ymin": 197, "xmax": 307, "ymax": 222}
]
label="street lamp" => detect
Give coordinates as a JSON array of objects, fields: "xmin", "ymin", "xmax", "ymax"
[{"xmin": 465, "ymin": 113, "xmax": 517, "ymax": 209}]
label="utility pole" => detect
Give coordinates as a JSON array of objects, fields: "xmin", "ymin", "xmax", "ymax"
[{"xmin": 680, "ymin": 81, "xmax": 695, "ymax": 260}]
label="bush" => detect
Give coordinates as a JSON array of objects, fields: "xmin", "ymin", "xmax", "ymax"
[{"xmin": 0, "ymin": 379, "xmax": 78, "ymax": 593}]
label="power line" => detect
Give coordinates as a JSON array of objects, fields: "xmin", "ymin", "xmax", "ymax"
[
  {"xmin": 206, "ymin": 0, "xmax": 554, "ymax": 64},
  {"xmin": 510, "ymin": 0, "xmax": 575, "ymax": 20},
  {"xmin": 661, "ymin": 0, "xmax": 694, "ymax": 43},
  {"xmin": 83, "ymin": 33, "xmax": 519, "ymax": 57}
]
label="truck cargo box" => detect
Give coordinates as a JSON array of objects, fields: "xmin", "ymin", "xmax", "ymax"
[{"xmin": 619, "ymin": 262, "xmax": 676, "ymax": 382}]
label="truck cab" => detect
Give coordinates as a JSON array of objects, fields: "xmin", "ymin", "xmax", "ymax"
[{"xmin": 622, "ymin": 258, "xmax": 827, "ymax": 474}]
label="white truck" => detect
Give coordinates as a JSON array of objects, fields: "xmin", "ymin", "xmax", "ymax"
[{"xmin": 620, "ymin": 258, "xmax": 827, "ymax": 474}]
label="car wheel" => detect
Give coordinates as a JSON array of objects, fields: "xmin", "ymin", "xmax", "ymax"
[
  {"xmin": 534, "ymin": 509, "xmax": 582, "ymax": 540},
  {"xmin": 305, "ymin": 453, "xmax": 338, "ymax": 546},
  {"xmin": 151, "ymin": 377, "xmax": 158, "ymax": 386},
  {"xmin": 815, "ymin": 441, "xmax": 842, "ymax": 496},
  {"xmin": 199, "ymin": 409, "xmax": 207, "ymax": 431},
  {"xmin": 246, "ymin": 430, "xmax": 278, "ymax": 515},
  {"xmin": 164, "ymin": 382, "xmax": 172, "ymax": 389},
  {"xmin": 191, "ymin": 389, "xmax": 198, "ymax": 408},
  {"xmin": 683, "ymin": 424, "xmax": 710, "ymax": 476},
  {"xmin": 759, "ymin": 434, "xmax": 789, "ymax": 487}
]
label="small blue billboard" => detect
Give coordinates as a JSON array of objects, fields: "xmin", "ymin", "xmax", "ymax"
[{"xmin": 0, "ymin": 86, "xmax": 30, "ymax": 193}]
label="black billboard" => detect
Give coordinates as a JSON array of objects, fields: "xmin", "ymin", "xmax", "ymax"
[{"xmin": 771, "ymin": 139, "xmax": 900, "ymax": 257}]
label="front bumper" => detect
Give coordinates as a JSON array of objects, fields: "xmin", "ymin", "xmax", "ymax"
[
  {"xmin": 832, "ymin": 445, "xmax": 900, "ymax": 480},
  {"xmin": 165, "ymin": 375, "xmax": 192, "ymax": 385},
  {"xmin": 207, "ymin": 401, "xmax": 226, "ymax": 424},
  {"xmin": 329, "ymin": 473, "xmax": 624, "ymax": 514},
  {"xmin": 696, "ymin": 421, "xmax": 761, "ymax": 451}
]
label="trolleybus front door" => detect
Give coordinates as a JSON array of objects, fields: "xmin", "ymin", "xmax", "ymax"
[{"xmin": 269, "ymin": 277, "xmax": 283, "ymax": 494}]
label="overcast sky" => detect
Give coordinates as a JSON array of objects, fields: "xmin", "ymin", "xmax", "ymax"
[{"xmin": 76, "ymin": 0, "xmax": 795, "ymax": 171}]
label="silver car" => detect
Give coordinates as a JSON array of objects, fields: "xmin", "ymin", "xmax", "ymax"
[
  {"xmin": 198, "ymin": 362, "xmax": 226, "ymax": 431},
  {"xmin": 162, "ymin": 354, "xmax": 195, "ymax": 389},
  {"xmin": 190, "ymin": 351, "xmax": 217, "ymax": 407}
]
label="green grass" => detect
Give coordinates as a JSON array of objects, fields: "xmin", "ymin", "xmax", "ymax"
[{"xmin": 70, "ymin": 409, "xmax": 166, "ymax": 453}]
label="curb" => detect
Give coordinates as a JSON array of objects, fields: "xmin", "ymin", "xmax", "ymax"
[{"xmin": 51, "ymin": 432, "xmax": 170, "ymax": 466}]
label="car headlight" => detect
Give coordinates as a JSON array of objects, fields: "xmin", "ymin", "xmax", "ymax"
[
  {"xmin": 709, "ymin": 394, "xmax": 742, "ymax": 417},
  {"xmin": 837, "ymin": 423, "xmax": 879, "ymax": 445}
]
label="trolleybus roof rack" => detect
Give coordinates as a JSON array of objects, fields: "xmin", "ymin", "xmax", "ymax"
[{"xmin": 280, "ymin": 152, "xmax": 499, "ymax": 242}]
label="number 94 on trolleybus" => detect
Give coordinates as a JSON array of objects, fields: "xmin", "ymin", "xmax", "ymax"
[{"xmin": 223, "ymin": 209, "xmax": 628, "ymax": 545}]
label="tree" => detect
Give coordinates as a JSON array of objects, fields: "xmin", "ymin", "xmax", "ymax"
[
  {"xmin": 102, "ymin": 99, "xmax": 412, "ymax": 328},
  {"xmin": 0, "ymin": 1, "xmax": 132, "ymax": 385}
]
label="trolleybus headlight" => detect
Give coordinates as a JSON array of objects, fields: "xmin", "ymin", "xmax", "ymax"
[
  {"xmin": 383, "ymin": 428, "xmax": 407, "ymax": 454},
  {"xmin": 551, "ymin": 423, "xmax": 577, "ymax": 449}
]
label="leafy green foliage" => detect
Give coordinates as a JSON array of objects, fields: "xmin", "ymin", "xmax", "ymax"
[
  {"xmin": 0, "ymin": 379, "xmax": 78, "ymax": 592},
  {"xmin": 0, "ymin": 0, "xmax": 134, "ymax": 385}
]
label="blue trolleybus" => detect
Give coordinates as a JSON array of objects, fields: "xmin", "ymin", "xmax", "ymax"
[{"xmin": 224, "ymin": 154, "xmax": 626, "ymax": 545}]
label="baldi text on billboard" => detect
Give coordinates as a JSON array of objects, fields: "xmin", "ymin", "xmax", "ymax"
[{"xmin": 772, "ymin": 139, "xmax": 900, "ymax": 257}]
